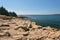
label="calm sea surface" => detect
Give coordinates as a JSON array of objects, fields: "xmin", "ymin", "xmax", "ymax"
[{"xmin": 25, "ymin": 15, "xmax": 60, "ymax": 28}]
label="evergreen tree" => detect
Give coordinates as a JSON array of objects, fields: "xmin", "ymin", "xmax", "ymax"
[
  {"xmin": 0, "ymin": 6, "xmax": 9, "ymax": 16},
  {"xmin": 9, "ymin": 12, "xmax": 17, "ymax": 17},
  {"xmin": 0, "ymin": 6, "xmax": 17, "ymax": 17}
]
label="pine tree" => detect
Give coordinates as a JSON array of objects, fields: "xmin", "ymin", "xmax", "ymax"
[
  {"xmin": 0, "ymin": 6, "xmax": 17, "ymax": 17},
  {"xmin": 0, "ymin": 6, "xmax": 9, "ymax": 16}
]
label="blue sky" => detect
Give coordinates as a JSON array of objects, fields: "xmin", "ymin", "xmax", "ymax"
[{"xmin": 0, "ymin": 0, "xmax": 60, "ymax": 15}]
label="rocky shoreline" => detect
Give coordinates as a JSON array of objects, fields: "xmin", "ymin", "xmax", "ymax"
[{"xmin": 0, "ymin": 15, "xmax": 60, "ymax": 40}]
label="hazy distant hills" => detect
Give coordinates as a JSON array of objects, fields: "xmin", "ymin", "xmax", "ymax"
[
  {"xmin": 52, "ymin": 14, "xmax": 60, "ymax": 16},
  {"xmin": 18, "ymin": 14, "xmax": 60, "ymax": 16}
]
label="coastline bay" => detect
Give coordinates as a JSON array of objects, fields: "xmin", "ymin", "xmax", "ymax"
[{"xmin": 25, "ymin": 15, "xmax": 60, "ymax": 28}]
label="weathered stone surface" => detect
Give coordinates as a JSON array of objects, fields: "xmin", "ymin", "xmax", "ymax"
[{"xmin": 0, "ymin": 15, "xmax": 60, "ymax": 40}]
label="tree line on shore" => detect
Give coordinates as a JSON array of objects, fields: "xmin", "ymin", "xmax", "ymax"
[{"xmin": 0, "ymin": 6, "xmax": 17, "ymax": 17}]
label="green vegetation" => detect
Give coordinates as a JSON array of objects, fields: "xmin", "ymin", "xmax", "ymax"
[{"xmin": 0, "ymin": 6, "xmax": 17, "ymax": 17}]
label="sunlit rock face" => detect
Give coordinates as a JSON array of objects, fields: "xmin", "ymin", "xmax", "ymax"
[{"xmin": 0, "ymin": 15, "xmax": 60, "ymax": 40}]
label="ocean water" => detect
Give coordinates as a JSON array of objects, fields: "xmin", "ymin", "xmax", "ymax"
[{"xmin": 25, "ymin": 15, "xmax": 60, "ymax": 28}]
